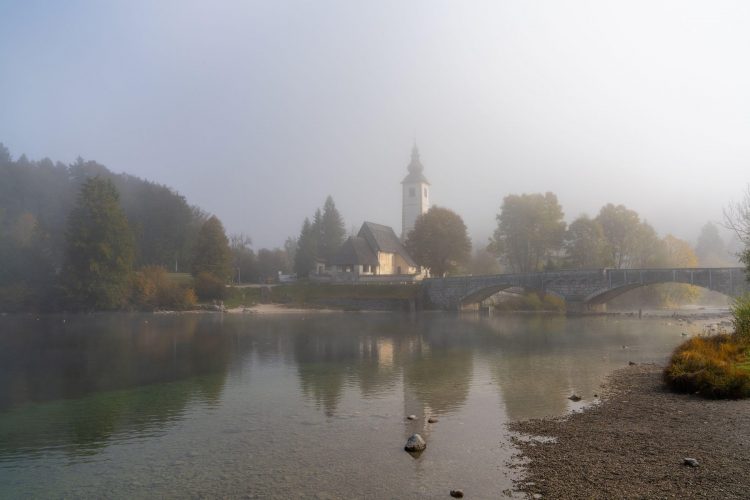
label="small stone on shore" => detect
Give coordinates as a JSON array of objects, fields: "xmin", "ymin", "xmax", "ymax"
[
  {"xmin": 404, "ymin": 433, "xmax": 426, "ymax": 452},
  {"xmin": 628, "ymin": 361, "xmax": 636, "ymax": 366},
  {"xmin": 568, "ymin": 394, "xmax": 581, "ymax": 402},
  {"xmin": 449, "ymin": 489, "xmax": 464, "ymax": 498},
  {"xmin": 428, "ymin": 417, "xmax": 438, "ymax": 423},
  {"xmin": 683, "ymin": 457, "xmax": 699, "ymax": 467},
  {"xmin": 407, "ymin": 414, "xmax": 417, "ymax": 420}
]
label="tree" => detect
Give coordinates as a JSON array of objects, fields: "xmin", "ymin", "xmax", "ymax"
[
  {"xmin": 595, "ymin": 204, "xmax": 642, "ymax": 268},
  {"xmin": 724, "ymin": 186, "xmax": 750, "ymax": 277},
  {"xmin": 257, "ymin": 248, "xmax": 291, "ymax": 281},
  {"xmin": 490, "ymin": 192, "xmax": 565, "ymax": 273},
  {"xmin": 405, "ymin": 206, "xmax": 471, "ymax": 277},
  {"xmin": 467, "ymin": 247, "xmax": 502, "ymax": 275},
  {"xmin": 695, "ymin": 222, "xmax": 727, "ymax": 267},
  {"xmin": 564, "ymin": 215, "xmax": 609, "ymax": 269},
  {"xmin": 191, "ymin": 216, "xmax": 232, "ymax": 282},
  {"xmin": 319, "ymin": 195, "xmax": 346, "ymax": 262},
  {"xmin": 61, "ymin": 177, "xmax": 134, "ymax": 310},
  {"xmin": 294, "ymin": 218, "xmax": 318, "ymax": 277},
  {"xmin": 229, "ymin": 233, "xmax": 257, "ymax": 284}
]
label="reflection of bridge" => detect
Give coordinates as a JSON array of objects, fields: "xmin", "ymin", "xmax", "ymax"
[{"xmin": 423, "ymin": 268, "xmax": 748, "ymax": 311}]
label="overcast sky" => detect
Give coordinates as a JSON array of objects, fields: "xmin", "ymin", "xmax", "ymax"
[{"xmin": 2, "ymin": 0, "xmax": 749, "ymax": 248}]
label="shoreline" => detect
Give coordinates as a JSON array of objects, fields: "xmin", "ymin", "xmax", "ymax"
[{"xmin": 508, "ymin": 364, "xmax": 750, "ymax": 499}]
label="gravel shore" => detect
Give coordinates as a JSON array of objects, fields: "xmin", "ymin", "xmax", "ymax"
[{"xmin": 509, "ymin": 364, "xmax": 750, "ymax": 499}]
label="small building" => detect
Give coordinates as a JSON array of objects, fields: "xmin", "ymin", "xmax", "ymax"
[{"xmin": 331, "ymin": 221, "xmax": 420, "ymax": 278}]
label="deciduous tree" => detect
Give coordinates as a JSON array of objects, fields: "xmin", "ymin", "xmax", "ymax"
[
  {"xmin": 61, "ymin": 177, "xmax": 134, "ymax": 310},
  {"xmin": 564, "ymin": 215, "xmax": 609, "ymax": 269},
  {"xmin": 191, "ymin": 216, "xmax": 232, "ymax": 282},
  {"xmin": 405, "ymin": 206, "xmax": 471, "ymax": 277},
  {"xmin": 490, "ymin": 192, "xmax": 565, "ymax": 273}
]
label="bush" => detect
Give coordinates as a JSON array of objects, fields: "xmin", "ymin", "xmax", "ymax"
[
  {"xmin": 492, "ymin": 292, "xmax": 565, "ymax": 312},
  {"xmin": 131, "ymin": 266, "xmax": 196, "ymax": 310},
  {"xmin": 194, "ymin": 272, "xmax": 226, "ymax": 301},
  {"xmin": 664, "ymin": 334, "xmax": 750, "ymax": 399},
  {"xmin": 732, "ymin": 294, "xmax": 750, "ymax": 339}
]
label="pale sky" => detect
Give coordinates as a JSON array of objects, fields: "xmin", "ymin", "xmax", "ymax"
[{"xmin": 1, "ymin": 0, "xmax": 749, "ymax": 248}]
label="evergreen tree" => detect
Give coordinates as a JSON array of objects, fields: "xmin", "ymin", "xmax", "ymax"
[
  {"xmin": 294, "ymin": 218, "xmax": 318, "ymax": 277},
  {"xmin": 191, "ymin": 216, "xmax": 232, "ymax": 281},
  {"xmin": 61, "ymin": 177, "xmax": 134, "ymax": 310},
  {"xmin": 319, "ymin": 195, "xmax": 346, "ymax": 262}
]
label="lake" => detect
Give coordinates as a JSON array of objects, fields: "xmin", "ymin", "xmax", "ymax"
[{"xmin": 0, "ymin": 311, "xmax": 692, "ymax": 498}]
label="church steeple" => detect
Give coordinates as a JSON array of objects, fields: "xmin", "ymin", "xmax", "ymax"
[{"xmin": 401, "ymin": 143, "xmax": 430, "ymax": 239}]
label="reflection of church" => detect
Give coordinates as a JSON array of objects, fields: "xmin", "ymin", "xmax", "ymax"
[{"xmin": 329, "ymin": 145, "xmax": 430, "ymax": 280}]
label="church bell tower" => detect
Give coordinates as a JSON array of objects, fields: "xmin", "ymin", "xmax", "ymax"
[{"xmin": 401, "ymin": 143, "xmax": 430, "ymax": 239}]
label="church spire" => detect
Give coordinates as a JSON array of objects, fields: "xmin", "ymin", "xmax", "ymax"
[{"xmin": 408, "ymin": 142, "xmax": 424, "ymax": 174}]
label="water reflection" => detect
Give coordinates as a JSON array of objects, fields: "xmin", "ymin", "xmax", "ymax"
[
  {"xmin": 0, "ymin": 313, "xmax": 231, "ymax": 461},
  {"xmin": 0, "ymin": 312, "xmax": 686, "ymax": 498}
]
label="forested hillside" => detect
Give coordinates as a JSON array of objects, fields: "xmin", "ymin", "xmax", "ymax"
[{"xmin": 0, "ymin": 143, "xmax": 207, "ymax": 310}]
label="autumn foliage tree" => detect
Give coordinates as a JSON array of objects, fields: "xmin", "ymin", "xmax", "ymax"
[
  {"xmin": 61, "ymin": 177, "xmax": 134, "ymax": 310},
  {"xmin": 405, "ymin": 206, "xmax": 471, "ymax": 277},
  {"xmin": 490, "ymin": 192, "xmax": 565, "ymax": 273},
  {"xmin": 191, "ymin": 216, "xmax": 232, "ymax": 299}
]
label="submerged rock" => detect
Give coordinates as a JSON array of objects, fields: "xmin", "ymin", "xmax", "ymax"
[
  {"xmin": 449, "ymin": 489, "xmax": 464, "ymax": 498},
  {"xmin": 407, "ymin": 414, "xmax": 417, "ymax": 420},
  {"xmin": 568, "ymin": 394, "xmax": 582, "ymax": 402},
  {"xmin": 404, "ymin": 433, "xmax": 426, "ymax": 452},
  {"xmin": 428, "ymin": 417, "xmax": 438, "ymax": 424}
]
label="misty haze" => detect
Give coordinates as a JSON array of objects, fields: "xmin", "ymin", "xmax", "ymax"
[{"xmin": 2, "ymin": 1, "xmax": 750, "ymax": 499}]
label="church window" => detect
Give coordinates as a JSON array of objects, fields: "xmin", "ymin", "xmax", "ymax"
[{"xmin": 409, "ymin": 188, "xmax": 415, "ymax": 197}]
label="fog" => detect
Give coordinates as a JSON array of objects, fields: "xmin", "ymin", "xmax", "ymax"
[{"xmin": 2, "ymin": 0, "xmax": 749, "ymax": 248}]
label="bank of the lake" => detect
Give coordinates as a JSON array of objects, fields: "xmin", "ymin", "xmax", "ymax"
[{"xmin": 510, "ymin": 364, "xmax": 750, "ymax": 499}]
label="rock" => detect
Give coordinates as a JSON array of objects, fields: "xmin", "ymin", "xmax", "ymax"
[
  {"xmin": 683, "ymin": 457, "xmax": 699, "ymax": 467},
  {"xmin": 629, "ymin": 361, "xmax": 636, "ymax": 366},
  {"xmin": 428, "ymin": 417, "xmax": 438, "ymax": 423},
  {"xmin": 533, "ymin": 494, "xmax": 543, "ymax": 499},
  {"xmin": 407, "ymin": 414, "xmax": 417, "ymax": 420},
  {"xmin": 404, "ymin": 433, "xmax": 426, "ymax": 452},
  {"xmin": 568, "ymin": 394, "xmax": 582, "ymax": 402},
  {"xmin": 449, "ymin": 490, "xmax": 464, "ymax": 498}
]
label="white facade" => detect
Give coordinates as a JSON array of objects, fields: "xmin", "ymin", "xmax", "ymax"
[{"xmin": 401, "ymin": 145, "xmax": 430, "ymax": 239}]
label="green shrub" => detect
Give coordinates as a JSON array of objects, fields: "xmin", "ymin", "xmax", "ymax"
[
  {"xmin": 731, "ymin": 294, "xmax": 750, "ymax": 339},
  {"xmin": 194, "ymin": 272, "xmax": 226, "ymax": 301},
  {"xmin": 664, "ymin": 334, "xmax": 750, "ymax": 399}
]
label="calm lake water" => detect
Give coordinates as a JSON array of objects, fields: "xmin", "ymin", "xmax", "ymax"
[{"xmin": 0, "ymin": 311, "xmax": 693, "ymax": 498}]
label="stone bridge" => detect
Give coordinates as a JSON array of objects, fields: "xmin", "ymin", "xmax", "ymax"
[{"xmin": 422, "ymin": 268, "xmax": 748, "ymax": 311}]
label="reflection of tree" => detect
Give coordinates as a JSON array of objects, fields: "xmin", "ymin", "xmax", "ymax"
[
  {"xmin": 0, "ymin": 313, "xmax": 231, "ymax": 457},
  {"xmin": 402, "ymin": 350, "xmax": 473, "ymax": 416},
  {"xmin": 472, "ymin": 315, "xmax": 634, "ymax": 420}
]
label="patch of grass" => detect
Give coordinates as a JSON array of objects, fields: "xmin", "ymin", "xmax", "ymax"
[
  {"xmin": 664, "ymin": 334, "xmax": 750, "ymax": 399},
  {"xmin": 269, "ymin": 282, "xmax": 421, "ymax": 305},
  {"xmin": 223, "ymin": 287, "xmax": 262, "ymax": 308}
]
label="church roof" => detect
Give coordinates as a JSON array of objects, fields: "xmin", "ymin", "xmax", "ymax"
[
  {"xmin": 401, "ymin": 144, "xmax": 430, "ymax": 185},
  {"xmin": 359, "ymin": 222, "xmax": 417, "ymax": 267},
  {"xmin": 331, "ymin": 236, "xmax": 379, "ymax": 267}
]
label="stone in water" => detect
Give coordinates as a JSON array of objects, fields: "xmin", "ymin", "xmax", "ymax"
[{"xmin": 404, "ymin": 433, "xmax": 426, "ymax": 452}]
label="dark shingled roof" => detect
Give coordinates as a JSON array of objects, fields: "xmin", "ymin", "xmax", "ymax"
[
  {"xmin": 330, "ymin": 236, "xmax": 378, "ymax": 267},
  {"xmin": 358, "ymin": 222, "xmax": 417, "ymax": 267}
]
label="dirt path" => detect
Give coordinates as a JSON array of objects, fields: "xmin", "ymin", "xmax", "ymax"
[{"xmin": 509, "ymin": 365, "xmax": 750, "ymax": 499}]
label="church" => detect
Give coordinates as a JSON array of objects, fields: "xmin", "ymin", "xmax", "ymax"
[{"xmin": 328, "ymin": 144, "xmax": 430, "ymax": 280}]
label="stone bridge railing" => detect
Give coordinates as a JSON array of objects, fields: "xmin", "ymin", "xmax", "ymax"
[{"xmin": 422, "ymin": 267, "xmax": 748, "ymax": 311}]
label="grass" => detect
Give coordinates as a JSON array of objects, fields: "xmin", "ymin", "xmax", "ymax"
[
  {"xmin": 664, "ymin": 334, "xmax": 750, "ymax": 399},
  {"xmin": 268, "ymin": 282, "xmax": 421, "ymax": 305}
]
